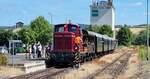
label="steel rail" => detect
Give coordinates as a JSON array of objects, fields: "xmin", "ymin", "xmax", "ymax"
[{"xmin": 84, "ymin": 53, "xmax": 129, "ymax": 79}]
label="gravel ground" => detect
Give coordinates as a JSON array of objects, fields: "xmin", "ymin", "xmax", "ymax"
[
  {"xmin": 2, "ymin": 47, "xmax": 149, "ymax": 79},
  {"xmin": 53, "ymin": 47, "xmax": 142, "ymax": 79},
  {"xmin": 0, "ymin": 66, "xmax": 24, "ymax": 78},
  {"xmin": 54, "ymin": 48, "xmax": 128, "ymax": 79},
  {"xmin": 117, "ymin": 52, "xmax": 140, "ymax": 79},
  {"xmin": 128, "ymin": 61, "xmax": 150, "ymax": 79},
  {"xmin": 116, "ymin": 47, "xmax": 150, "ymax": 79}
]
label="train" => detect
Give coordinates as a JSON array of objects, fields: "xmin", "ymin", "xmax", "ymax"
[{"xmin": 48, "ymin": 23, "xmax": 118, "ymax": 67}]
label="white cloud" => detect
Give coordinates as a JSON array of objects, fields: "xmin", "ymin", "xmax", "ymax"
[{"xmin": 131, "ymin": 2, "xmax": 143, "ymax": 6}]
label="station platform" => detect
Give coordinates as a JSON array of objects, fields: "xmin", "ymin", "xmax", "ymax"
[{"xmin": 6, "ymin": 53, "xmax": 46, "ymax": 73}]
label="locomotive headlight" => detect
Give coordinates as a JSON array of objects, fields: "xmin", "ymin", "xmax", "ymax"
[{"xmin": 75, "ymin": 46, "xmax": 78, "ymax": 50}]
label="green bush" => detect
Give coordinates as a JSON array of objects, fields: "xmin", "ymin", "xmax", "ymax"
[
  {"xmin": 0, "ymin": 54, "xmax": 8, "ymax": 65},
  {"xmin": 139, "ymin": 45, "xmax": 147, "ymax": 60},
  {"xmin": 116, "ymin": 26, "xmax": 133, "ymax": 46}
]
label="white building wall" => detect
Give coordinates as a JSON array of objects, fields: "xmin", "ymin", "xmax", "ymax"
[
  {"xmin": 90, "ymin": 0, "xmax": 115, "ymax": 31},
  {"xmin": 112, "ymin": 8, "xmax": 115, "ymax": 31}
]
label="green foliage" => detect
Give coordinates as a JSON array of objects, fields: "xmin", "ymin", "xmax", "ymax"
[
  {"xmin": 139, "ymin": 45, "xmax": 147, "ymax": 60},
  {"xmin": 18, "ymin": 28, "xmax": 36, "ymax": 44},
  {"xmin": 18, "ymin": 29, "xmax": 28, "ymax": 44},
  {"xmin": 87, "ymin": 25, "xmax": 101, "ymax": 33},
  {"xmin": 18, "ymin": 16, "xmax": 53, "ymax": 45},
  {"xmin": 87, "ymin": 25, "xmax": 113, "ymax": 37},
  {"xmin": 30, "ymin": 16, "xmax": 52, "ymax": 45},
  {"xmin": 131, "ymin": 34, "xmax": 137, "ymax": 44},
  {"xmin": 0, "ymin": 54, "xmax": 8, "ymax": 65},
  {"xmin": 0, "ymin": 30, "xmax": 15, "ymax": 47},
  {"xmin": 15, "ymin": 47, "xmax": 27, "ymax": 53},
  {"xmin": 0, "ymin": 29, "xmax": 5, "ymax": 33},
  {"xmin": 98, "ymin": 25, "xmax": 113, "ymax": 37},
  {"xmin": 116, "ymin": 25, "xmax": 133, "ymax": 46},
  {"xmin": 133, "ymin": 30, "xmax": 147, "ymax": 45}
]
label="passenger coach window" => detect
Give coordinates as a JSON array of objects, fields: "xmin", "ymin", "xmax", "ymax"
[{"xmin": 68, "ymin": 25, "xmax": 76, "ymax": 32}]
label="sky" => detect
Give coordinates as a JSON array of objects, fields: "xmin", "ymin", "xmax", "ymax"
[{"xmin": 0, "ymin": 0, "xmax": 149, "ymax": 26}]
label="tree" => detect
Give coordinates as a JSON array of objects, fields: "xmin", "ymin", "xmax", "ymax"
[
  {"xmin": 0, "ymin": 30, "xmax": 15, "ymax": 47},
  {"xmin": 116, "ymin": 25, "xmax": 133, "ymax": 46},
  {"xmin": 18, "ymin": 28, "xmax": 36, "ymax": 44},
  {"xmin": 0, "ymin": 29, "xmax": 5, "ymax": 33},
  {"xmin": 29, "ymin": 16, "xmax": 53, "ymax": 45},
  {"xmin": 86, "ymin": 25, "xmax": 92, "ymax": 31},
  {"xmin": 87, "ymin": 25, "xmax": 113, "ymax": 37},
  {"xmin": 133, "ymin": 30, "xmax": 150, "ymax": 45},
  {"xmin": 86, "ymin": 25, "xmax": 101, "ymax": 33},
  {"xmin": 98, "ymin": 25, "xmax": 113, "ymax": 37}
]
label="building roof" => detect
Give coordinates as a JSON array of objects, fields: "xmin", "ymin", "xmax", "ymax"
[{"xmin": 16, "ymin": 22, "xmax": 24, "ymax": 24}]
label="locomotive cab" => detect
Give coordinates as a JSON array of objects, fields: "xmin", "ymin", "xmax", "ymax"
[
  {"xmin": 54, "ymin": 24, "xmax": 81, "ymax": 52},
  {"xmin": 52, "ymin": 23, "xmax": 82, "ymax": 64}
]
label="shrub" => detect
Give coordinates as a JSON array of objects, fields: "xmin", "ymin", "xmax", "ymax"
[
  {"xmin": 116, "ymin": 26, "xmax": 133, "ymax": 46},
  {"xmin": 133, "ymin": 30, "xmax": 150, "ymax": 46},
  {"xmin": 139, "ymin": 45, "xmax": 147, "ymax": 60},
  {"xmin": 0, "ymin": 54, "xmax": 8, "ymax": 65}
]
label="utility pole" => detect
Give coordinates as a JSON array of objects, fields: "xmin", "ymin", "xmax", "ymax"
[
  {"xmin": 147, "ymin": 0, "xmax": 149, "ymax": 60},
  {"xmin": 48, "ymin": 12, "xmax": 53, "ymax": 25}
]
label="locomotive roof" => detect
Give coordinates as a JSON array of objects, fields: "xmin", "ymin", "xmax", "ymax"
[
  {"xmin": 55, "ymin": 24, "xmax": 65, "ymax": 26},
  {"xmin": 55, "ymin": 24, "xmax": 78, "ymax": 27}
]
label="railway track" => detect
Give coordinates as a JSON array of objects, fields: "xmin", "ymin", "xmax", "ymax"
[
  {"xmin": 129, "ymin": 61, "xmax": 150, "ymax": 79},
  {"xmin": 84, "ymin": 53, "xmax": 131, "ymax": 79},
  {"xmin": 9, "ymin": 67, "xmax": 72, "ymax": 79}
]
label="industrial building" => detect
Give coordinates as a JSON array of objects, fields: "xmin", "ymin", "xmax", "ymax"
[{"xmin": 90, "ymin": 0, "xmax": 115, "ymax": 31}]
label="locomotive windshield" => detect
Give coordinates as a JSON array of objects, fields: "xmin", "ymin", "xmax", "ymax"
[
  {"xmin": 55, "ymin": 24, "xmax": 77, "ymax": 32},
  {"xmin": 54, "ymin": 24, "xmax": 64, "ymax": 32},
  {"xmin": 68, "ymin": 24, "xmax": 77, "ymax": 33}
]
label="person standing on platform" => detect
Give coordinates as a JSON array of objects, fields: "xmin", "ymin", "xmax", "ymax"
[
  {"xmin": 28, "ymin": 45, "xmax": 32, "ymax": 59},
  {"xmin": 48, "ymin": 43, "xmax": 52, "ymax": 52},
  {"xmin": 33, "ymin": 43, "xmax": 37, "ymax": 58},
  {"xmin": 37, "ymin": 42, "xmax": 42, "ymax": 58},
  {"xmin": 31, "ymin": 44, "xmax": 34, "ymax": 59}
]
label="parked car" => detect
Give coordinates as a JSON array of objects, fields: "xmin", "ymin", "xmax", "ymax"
[{"xmin": 0, "ymin": 47, "xmax": 8, "ymax": 54}]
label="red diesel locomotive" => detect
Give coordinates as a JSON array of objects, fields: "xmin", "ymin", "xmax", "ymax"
[{"xmin": 50, "ymin": 23, "xmax": 117, "ymax": 66}]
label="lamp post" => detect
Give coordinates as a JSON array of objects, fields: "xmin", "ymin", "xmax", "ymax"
[
  {"xmin": 48, "ymin": 12, "xmax": 54, "ymax": 49},
  {"xmin": 48, "ymin": 12, "xmax": 53, "ymax": 25},
  {"xmin": 147, "ymin": 0, "xmax": 149, "ymax": 60}
]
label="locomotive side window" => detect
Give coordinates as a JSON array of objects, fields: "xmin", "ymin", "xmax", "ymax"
[
  {"xmin": 68, "ymin": 25, "xmax": 77, "ymax": 32},
  {"xmin": 55, "ymin": 25, "xmax": 64, "ymax": 32}
]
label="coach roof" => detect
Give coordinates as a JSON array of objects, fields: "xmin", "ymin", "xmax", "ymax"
[{"xmin": 82, "ymin": 29, "xmax": 103, "ymax": 38}]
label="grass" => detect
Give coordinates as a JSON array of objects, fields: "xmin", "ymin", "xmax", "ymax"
[
  {"xmin": 0, "ymin": 53, "xmax": 8, "ymax": 65},
  {"xmin": 139, "ymin": 45, "xmax": 148, "ymax": 60}
]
